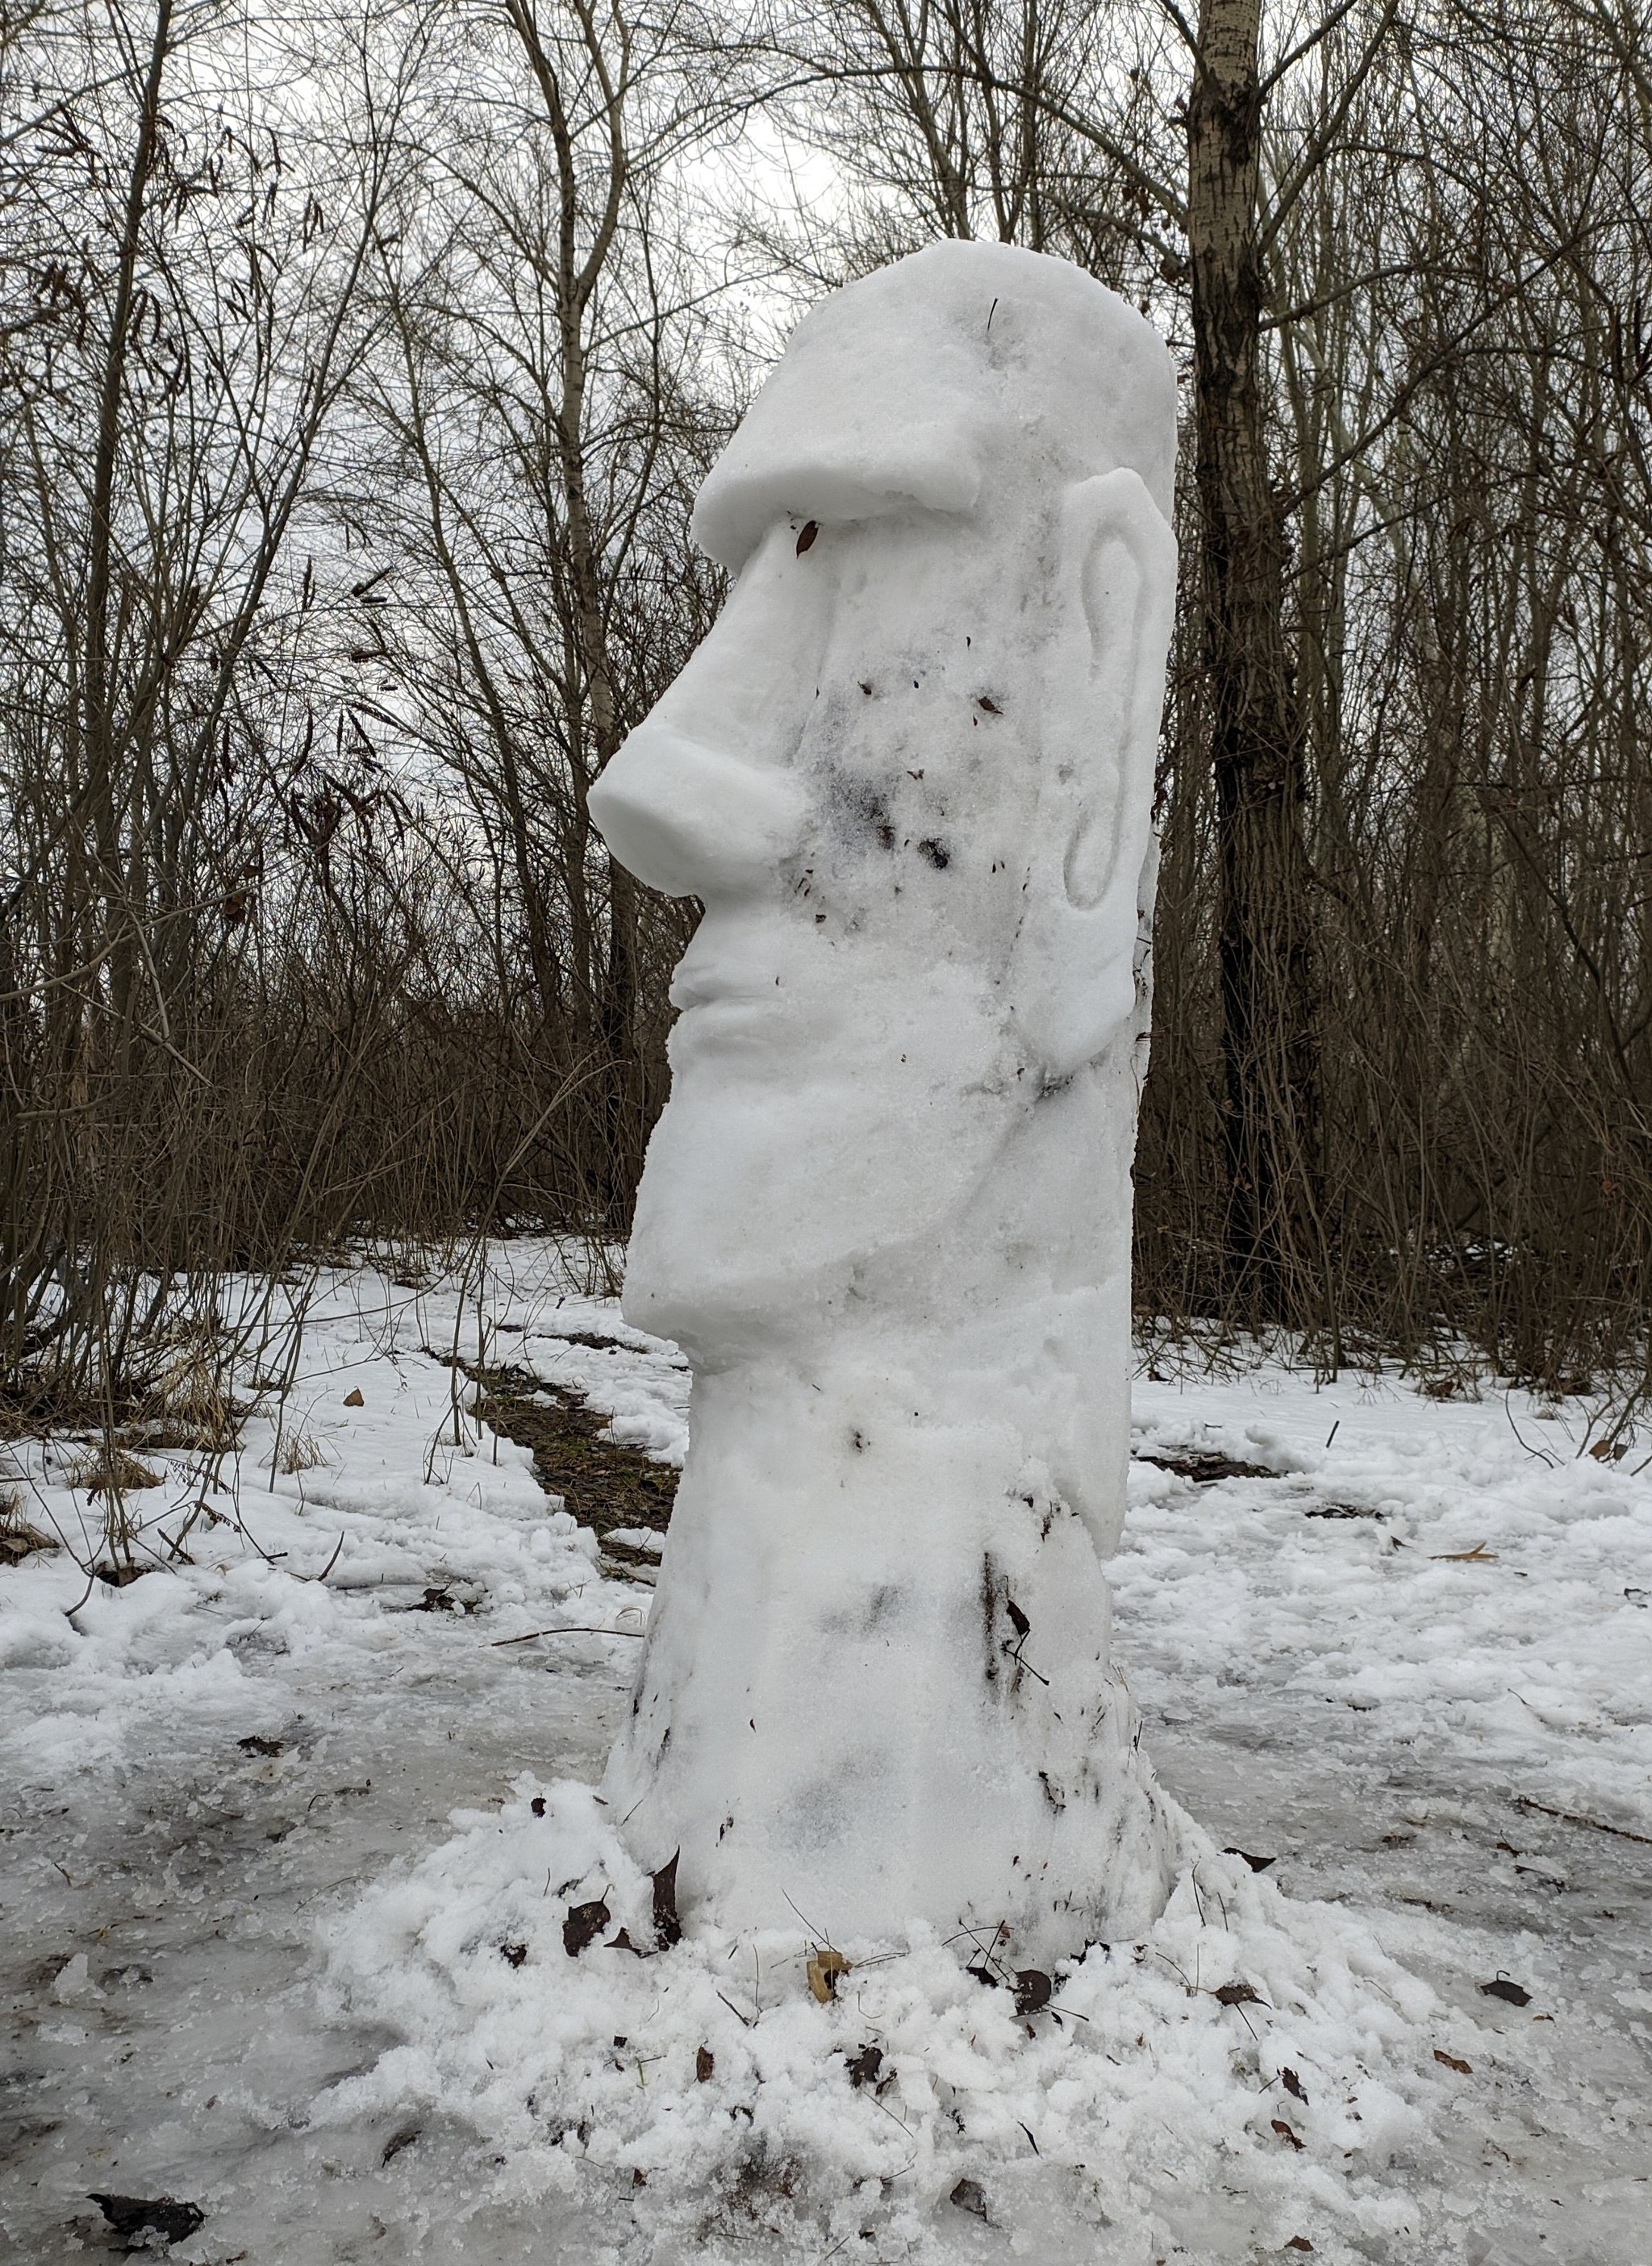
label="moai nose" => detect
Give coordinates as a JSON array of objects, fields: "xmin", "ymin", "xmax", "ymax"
[{"xmin": 590, "ymin": 723, "xmax": 811, "ymax": 902}]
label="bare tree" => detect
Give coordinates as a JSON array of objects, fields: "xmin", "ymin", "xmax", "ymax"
[
  {"xmin": 718, "ymin": 0, "xmax": 1652, "ymax": 1388},
  {"xmin": 357, "ymin": 0, "xmax": 734, "ymax": 1228},
  {"xmin": 0, "ymin": 0, "xmax": 417, "ymax": 1422}
]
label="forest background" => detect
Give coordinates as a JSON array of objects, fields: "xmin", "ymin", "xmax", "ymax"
[{"xmin": 5, "ymin": 0, "xmax": 1651, "ymax": 1448}]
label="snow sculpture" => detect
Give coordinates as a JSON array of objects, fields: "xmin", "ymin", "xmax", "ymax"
[{"xmin": 588, "ymin": 240, "xmax": 1179, "ymax": 1963}]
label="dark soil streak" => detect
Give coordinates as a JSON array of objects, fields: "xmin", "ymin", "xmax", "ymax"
[{"xmin": 456, "ymin": 1360, "xmax": 678, "ymax": 1551}]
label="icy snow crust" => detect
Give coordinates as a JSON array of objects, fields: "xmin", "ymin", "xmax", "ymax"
[{"xmin": 2, "ymin": 1249, "xmax": 1649, "ymax": 2260}]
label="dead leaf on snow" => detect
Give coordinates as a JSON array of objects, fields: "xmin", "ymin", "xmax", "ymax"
[
  {"xmin": 1224, "ymin": 1847, "xmax": 1277, "ymax": 1872},
  {"xmin": 807, "ymin": 1946, "xmax": 849, "ymax": 2003},
  {"xmin": 1013, "ymin": 1968, "xmax": 1052, "ymax": 2016},
  {"xmin": 652, "ymin": 1850, "xmax": 682, "ymax": 1947},
  {"xmin": 0, "ymin": 1518, "xmax": 56, "ymax": 1565},
  {"xmin": 562, "ymin": 1897, "xmax": 611, "ymax": 1957},
  {"xmin": 90, "ymin": 2195, "xmax": 205, "ymax": 2245}
]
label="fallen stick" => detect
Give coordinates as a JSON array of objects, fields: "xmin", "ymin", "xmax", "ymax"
[
  {"xmin": 490, "ymin": 1625, "xmax": 646, "ymax": 1646},
  {"xmin": 1514, "ymin": 1796, "xmax": 1652, "ymax": 1847}
]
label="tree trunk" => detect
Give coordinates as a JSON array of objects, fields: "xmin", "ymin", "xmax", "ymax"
[
  {"xmin": 508, "ymin": 0, "xmax": 642, "ymax": 1237},
  {"xmin": 1187, "ymin": 0, "xmax": 1325, "ymax": 1324}
]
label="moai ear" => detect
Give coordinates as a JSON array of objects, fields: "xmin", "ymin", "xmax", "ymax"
[{"xmin": 1010, "ymin": 468, "xmax": 1177, "ymax": 1080}]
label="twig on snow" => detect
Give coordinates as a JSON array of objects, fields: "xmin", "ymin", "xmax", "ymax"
[
  {"xmin": 490, "ymin": 1625, "xmax": 645, "ymax": 1645},
  {"xmin": 1514, "ymin": 1795, "xmax": 1652, "ymax": 1847}
]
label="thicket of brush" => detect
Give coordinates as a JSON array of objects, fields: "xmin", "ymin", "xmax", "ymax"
[{"xmin": 3, "ymin": 0, "xmax": 1650, "ymax": 1431}]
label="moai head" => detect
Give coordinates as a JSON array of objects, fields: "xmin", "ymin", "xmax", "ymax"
[
  {"xmin": 591, "ymin": 242, "xmax": 1177, "ymax": 1387},
  {"xmin": 593, "ymin": 248, "xmax": 1182, "ymax": 1953}
]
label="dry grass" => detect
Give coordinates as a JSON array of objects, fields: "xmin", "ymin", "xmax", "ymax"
[
  {"xmin": 276, "ymin": 1431, "xmax": 329, "ymax": 1476},
  {"xmin": 64, "ymin": 1449, "xmax": 165, "ymax": 1499},
  {"xmin": 0, "ymin": 1484, "xmax": 56, "ymax": 1565}
]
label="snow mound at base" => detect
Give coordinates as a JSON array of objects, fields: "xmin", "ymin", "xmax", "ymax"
[{"xmin": 319, "ymin": 1781, "xmax": 1458, "ymax": 2262}]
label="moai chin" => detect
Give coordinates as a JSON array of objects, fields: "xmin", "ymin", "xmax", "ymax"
[{"xmin": 589, "ymin": 240, "xmax": 1180, "ymax": 1963}]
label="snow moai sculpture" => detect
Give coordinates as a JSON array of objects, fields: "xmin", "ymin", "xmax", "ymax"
[{"xmin": 588, "ymin": 240, "xmax": 1179, "ymax": 1963}]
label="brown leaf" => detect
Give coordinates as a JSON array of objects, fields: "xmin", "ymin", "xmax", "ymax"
[
  {"xmin": 949, "ymin": 2176, "xmax": 988, "ymax": 2219},
  {"xmin": 1280, "ymin": 2066, "xmax": 1308, "ymax": 2101},
  {"xmin": 1286, "ymin": 2240, "xmax": 1314, "ymax": 2253},
  {"xmin": 846, "ymin": 2043, "xmax": 882, "ymax": 2089},
  {"xmin": 607, "ymin": 1928, "xmax": 650, "ymax": 1956},
  {"xmin": 90, "ymin": 2197, "xmax": 205, "ymax": 2245},
  {"xmin": 499, "ymin": 1940, "xmax": 527, "ymax": 1968},
  {"xmin": 795, "ymin": 520, "xmax": 819, "ymax": 555},
  {"xmin": 1223, "ymin": 1847, "xmax": 1277, "ymax": 1872},
  {"xmin": 1216, "ymin": 1982, "xmax": 1262, "ymax": 2006},
  {"xmin": 1271, "ymin": 2118, "xmax": 1305, "ymax": 2151},
  {"xmin": 561, "ymin": 1897, "xmax": 610, "ymax": 1958},
  {"xmin": 651, "ymin": 1850, "xmax": 682, "ymax": 1947},
  {"xmin": 1013, "ymin": 1969, "xmax": 1052, "ymax": 2016},
  {"xmin": 695, "ymin": 2045, "xmax": 714, "ymax": 2082},
  {"xmin": 1479, "ymin": 1976, "xmax": 1532, "ymax": 2006},
  {"xmin": 807, "ymin": 1946, "xmax": 849, "ymax": 2003},
  {"xmin": 343, "ymin": 1388, "xmax": 365, "ymax": 1407},
  {"xmin": 1431, "ymin": 1542, "xmax": 1496, "ymax": 1560},
  {"xmin": 0, "ymin": 1522, "xmax": 56, "ymax": 1566},
  {"xmin": 1433, "ymin": 2048, "xmax": 1473, "ymax": 2073},
  {"xmin": 975, "ymin": 695, "xmax": 1001, "ymax": 714}
]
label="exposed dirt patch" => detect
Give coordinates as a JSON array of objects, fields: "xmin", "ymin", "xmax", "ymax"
[{"xmin": 458, "ymin": 1361, "xmax": 677, "ymax": 1564}]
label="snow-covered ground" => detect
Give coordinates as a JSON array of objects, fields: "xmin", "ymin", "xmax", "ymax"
[{"xmin": 2, "ymin": 1246, "xmax": 1647, "ymax": 2262}]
